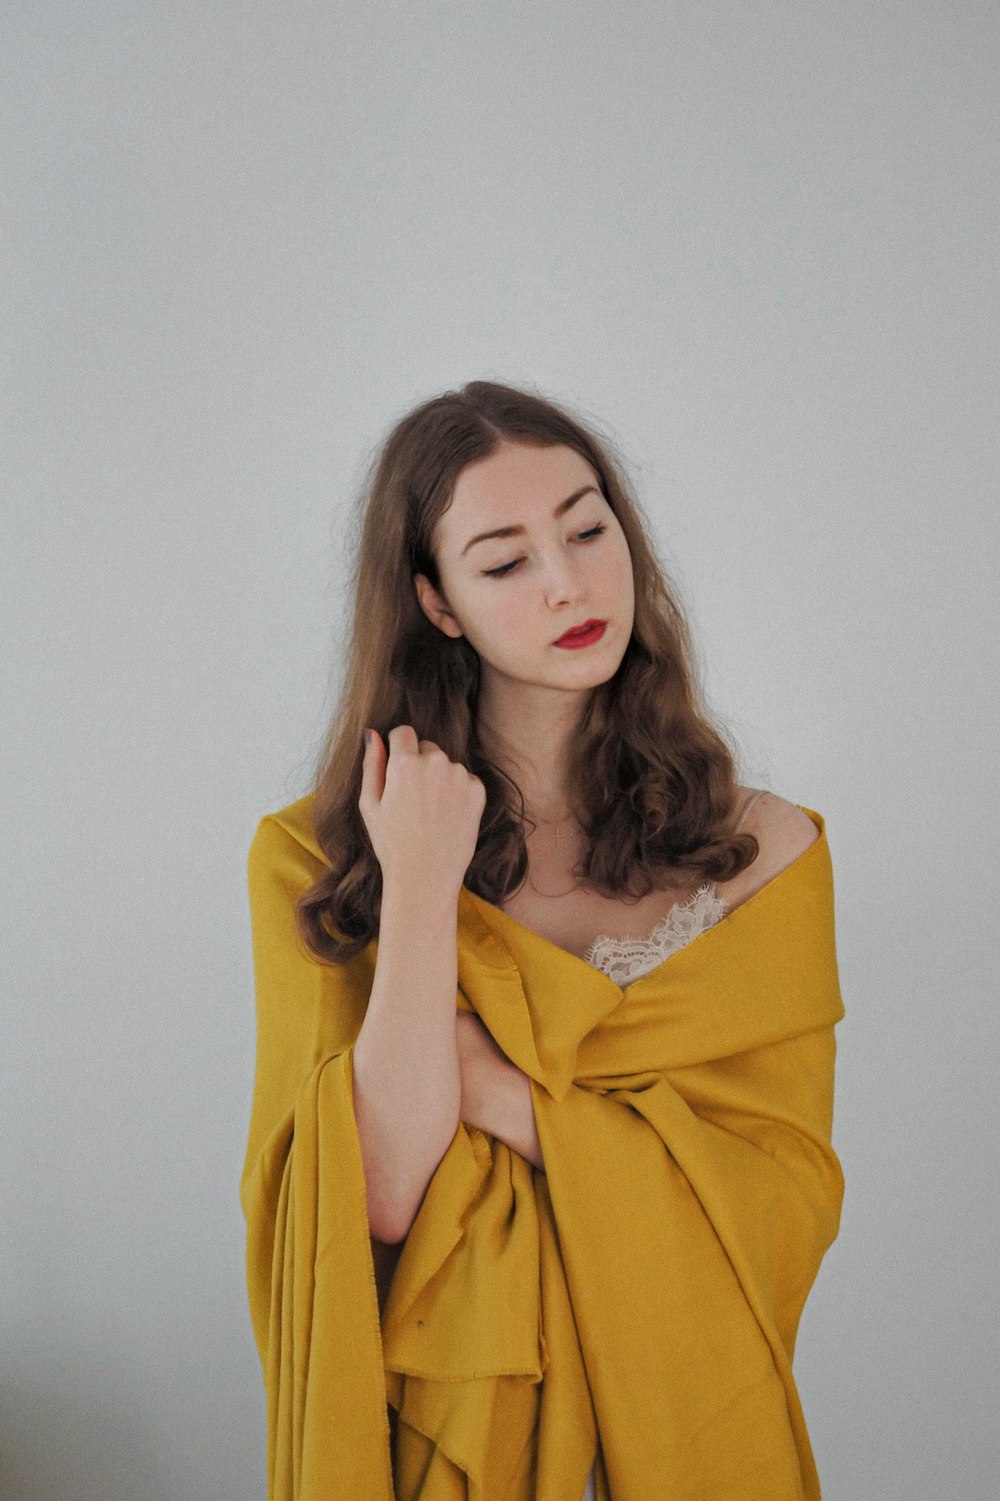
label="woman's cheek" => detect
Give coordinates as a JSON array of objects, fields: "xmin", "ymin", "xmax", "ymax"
[{"xmin": 608, "ymin": 542, "xmax": 635, "ymax": 601}]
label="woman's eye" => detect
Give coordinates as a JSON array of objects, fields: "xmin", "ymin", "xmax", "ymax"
[{"xmin": 482, "ymin": 523, "xmax": 607, "ymax": 579}]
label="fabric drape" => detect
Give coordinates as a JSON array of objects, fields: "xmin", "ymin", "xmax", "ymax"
[{"xmin": 240, "ymin": 796, "xmax": 845, "ymax": 1500}]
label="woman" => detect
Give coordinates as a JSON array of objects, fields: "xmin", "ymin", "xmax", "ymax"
[{"xmin": 241, "ymin": 379, "xmax": 845, "ymax": 1500}]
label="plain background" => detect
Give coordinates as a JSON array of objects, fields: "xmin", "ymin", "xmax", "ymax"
[{"xmin": 3, "ymin": 4, "xmax": 997, "ymax": 1498}]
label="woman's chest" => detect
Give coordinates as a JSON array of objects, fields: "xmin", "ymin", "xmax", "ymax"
[{"xmin": 499, "ymin": 870, "xmax": 723, "ymax": 964}]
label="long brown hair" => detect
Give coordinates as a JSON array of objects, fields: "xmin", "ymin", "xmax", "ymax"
[{"xmin": 296, "ymin": 378, "xmax": 762, "ymax": 965}]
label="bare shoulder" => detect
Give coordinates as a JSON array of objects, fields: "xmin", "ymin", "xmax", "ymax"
[
  {"xmin": 722, "ymin": 789, "xmax": 821, "ymax": 908},
  {"xmin": 744, "ymin": 789, "xmax": 820, "ymax": 858}
]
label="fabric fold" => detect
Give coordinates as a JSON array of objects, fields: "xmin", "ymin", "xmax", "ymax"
[{"xmin": 241, "ymin": 798, "xmax": 845, "ymax": 1500}]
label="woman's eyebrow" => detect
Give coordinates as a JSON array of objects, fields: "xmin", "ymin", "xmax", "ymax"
[{"xmin": 461, "ymin": 485, "xmax": 601, "ymax": 556}]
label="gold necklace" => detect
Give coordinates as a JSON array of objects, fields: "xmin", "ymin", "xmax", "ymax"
[{"xmin": 524, "ymin": 812, "xmax": 582, "ymax": 899}]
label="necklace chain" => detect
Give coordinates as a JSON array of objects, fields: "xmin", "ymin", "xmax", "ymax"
[{"xmin": 524, "ymin": 811, "xmax": 582, "ymax": 898}]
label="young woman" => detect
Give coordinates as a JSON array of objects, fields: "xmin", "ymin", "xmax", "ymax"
[{"xmin": 241, "ymin": 379, "xmax": 845, "ymax": 1501}]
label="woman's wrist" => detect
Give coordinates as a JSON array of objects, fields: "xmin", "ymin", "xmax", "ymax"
[
  {"xmin": 456, "ymin": 1012, "xmax": 545, "ymax": 1172},
  {"xmin": 473, "ymin": 1055, "xmax": 545, "ymax": 1172},
  {"xmin": 503, "ymin": 1065, "xmax": 545, "ymax": 1172}
]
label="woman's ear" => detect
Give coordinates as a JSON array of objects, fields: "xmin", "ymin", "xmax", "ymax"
[{"xmin": 413, "ymin": 572, "xmax": 464, "ymax": 639}]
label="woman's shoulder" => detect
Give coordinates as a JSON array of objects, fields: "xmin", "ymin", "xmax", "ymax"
[
  {"xmin": 737, "ymin": 787, "xmax": 820, "ymax": 850},
  {"xmin": 720, "ymin": 788, "xmax": 822, "ymax": 909},
  {"xmin": 248, "ymin": 792, "xmax": 325, "ymax": 875}
]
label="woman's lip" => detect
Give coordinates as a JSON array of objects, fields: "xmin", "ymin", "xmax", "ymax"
[{"xmin": 554, "ymin": 619, "xmax": 607, "ymax": 646}]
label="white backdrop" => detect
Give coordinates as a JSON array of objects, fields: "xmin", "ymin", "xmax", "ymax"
[{"xmin": 3, "ymin": 4, "xmax": 997, "ymax": 1498}]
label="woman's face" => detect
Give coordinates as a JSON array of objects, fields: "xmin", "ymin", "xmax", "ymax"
[{"xmin": 414, "ymin": 441, "xmax": 635, "ymax": 697}]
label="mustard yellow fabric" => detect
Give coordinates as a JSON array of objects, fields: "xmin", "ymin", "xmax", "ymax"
[{"xmin": 240, "ymin": 795, "xmax": 845, "ymax": 1500}]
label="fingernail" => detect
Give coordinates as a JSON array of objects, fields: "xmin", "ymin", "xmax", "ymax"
[{"xmin": 363, "ymin": 727, "xmax": 373, "ymax": 749}]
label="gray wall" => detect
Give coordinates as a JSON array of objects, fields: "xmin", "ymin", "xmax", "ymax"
[{"xmin": 3, "ymin": 3, "xmax": 996, "ymax": 1498}]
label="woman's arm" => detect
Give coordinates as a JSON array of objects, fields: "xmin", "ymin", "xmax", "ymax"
[
  {"xmin": 352, "ymin": 878, "xmax": 464, "ymax": 1241},
  {"xmin": 456, "ymin": 1013, "xmax": 545, "ymax": 1172}
]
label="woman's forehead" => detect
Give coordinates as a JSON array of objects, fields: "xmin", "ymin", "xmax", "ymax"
[{"xmin": 440, "ymin": 446, "xmax": 603, "ymax": 550}]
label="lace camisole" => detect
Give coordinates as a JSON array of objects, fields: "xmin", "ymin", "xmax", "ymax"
[
  {"xmin": 581, "ymin": 879, "xmax": 728, "ymax": 986},
  {"xmin": 576, "ymin": 787, "xmax": 767, "ymax": 1501},
  {"xmin": 580, "ymin": 789, "xmax": 767, "ymax": 985}
]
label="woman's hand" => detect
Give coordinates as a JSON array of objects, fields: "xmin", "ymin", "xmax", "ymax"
[
  {"xmin": 455, "ymin": 1012, "xmax": 509, "ymax": 1122},
  {"xmin": 455, "ymin": 1012, "xmax": 545, "ymax": 1171},
  {"xmin": 359, "ymin": 725, "xmax": 487, "ymax": 896}
]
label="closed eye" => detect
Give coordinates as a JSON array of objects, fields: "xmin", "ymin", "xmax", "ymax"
[{"xmin": 482, "ymin": 524, "xmax": 608, "ymax": 579}]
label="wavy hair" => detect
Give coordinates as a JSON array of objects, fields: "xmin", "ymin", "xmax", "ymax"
[{"xmin": 296, "ymin": 378, "xmax": 762, "ymax": 964}]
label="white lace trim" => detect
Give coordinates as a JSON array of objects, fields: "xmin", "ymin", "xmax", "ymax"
[{"xmin": 581, "ymin": 883, "xmax": 727, "ymax": 986}]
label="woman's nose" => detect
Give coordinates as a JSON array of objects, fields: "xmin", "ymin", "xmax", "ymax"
[{"xmin": 542, "ymin": 555, "xmax": 588, "ymax": 604}]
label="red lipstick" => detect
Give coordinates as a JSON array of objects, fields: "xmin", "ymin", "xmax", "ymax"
[{"xmin": 554, "ymin": 619, "xmax": 607, "ymax": 649}]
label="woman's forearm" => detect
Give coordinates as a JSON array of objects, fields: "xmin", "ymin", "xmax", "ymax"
[
  {"xmin": 464, "ymin": 1050, "xmax": 545, "ymax": 1172},
  {"xmin": 352, "ymin": 881, "xmax": 463, "ymax": 1242}
]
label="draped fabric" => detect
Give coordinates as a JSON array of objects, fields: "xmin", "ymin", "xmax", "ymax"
[{"xmin": 240, "ymin": 796, "xmax": 845, "ymax": 1500}]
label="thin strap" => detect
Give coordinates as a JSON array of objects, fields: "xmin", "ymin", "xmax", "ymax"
[{"xmin": 733, "ymin": 788, "xmax": 768, "ymax": 832}]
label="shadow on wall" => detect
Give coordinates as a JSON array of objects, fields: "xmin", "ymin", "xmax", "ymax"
[{"xmin": 1, "ymin": 1360, "xmax": 178, "ymax": 1501}]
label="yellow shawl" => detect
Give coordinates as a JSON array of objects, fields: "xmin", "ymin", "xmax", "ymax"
[{"xmin": 240, "ymin": 796, "xmax": 845, "ymax": 1500}]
